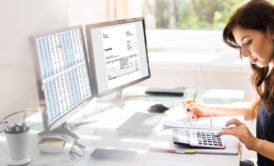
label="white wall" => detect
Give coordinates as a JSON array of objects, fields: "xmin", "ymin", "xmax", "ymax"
[
  {"xmin": 0, "ymin": 0, "xmax": 69, "ymax": 65},
  {"xmin": 0, "ymin": 0, "xmax": 69, "ymax": 121},
  {"xmin": 68, "ymin": 0, "xmax": 108, "ymax": 26}
]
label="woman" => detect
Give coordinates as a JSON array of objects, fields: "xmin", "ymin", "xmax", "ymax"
[{"xmin": 184, "ymin": 0, "xmax": 274, "ymax": 166}]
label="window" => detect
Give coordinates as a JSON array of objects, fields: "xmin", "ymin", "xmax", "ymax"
[
  {"xmin": 136, "ymin": 0, "xmax": 274, "ymax": 57},
  {"xmin": 142, "ymin": 0, "xmax": 273, "ymax": 30},
  {"xmin": 142, "ymin": 0, "xmax": 245, "ymax": 30}
]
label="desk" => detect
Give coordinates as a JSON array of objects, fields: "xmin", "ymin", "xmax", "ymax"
[{"xmin": 0, "ymin": 88, "xmax": 241, "ymax": 166}]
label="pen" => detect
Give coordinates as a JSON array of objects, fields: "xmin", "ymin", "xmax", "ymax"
[
  {"xmin": 187, "ymin": 111, "xmax": 192, "ymax": 129},
  {"xmin": 186, "ymin": 90, "xmax": 199, "ymax": 112},
  {"xmin": 168, "ymin": 149, "xmax": 196, "ymax": 154},
  {"xmin": 210, "ymin": 115, "xmax": 213, "ymax": 132},
  {"xmin": 186, "ymin": 90, "xmax": 198, "ymax": 128},
  {"xmin": 14, "ymin": 124, "xmax": 20, "ymax": 133},
  {"xmin": 151, "ymin": 149, "xmax": 196, "ymax": 154},
  {"xmin": 191, "ymin": 90, "xmax": 199, "ymax": 104},
  {"xmin": 4, "ymin": 121, "xmax": 10, "ymax": 133}
]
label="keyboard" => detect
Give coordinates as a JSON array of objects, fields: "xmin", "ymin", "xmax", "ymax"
[
  {"xmin": 116, "ymin": 112, "xmax": 162, "ymax": 134},
  {"xmin": 173, "ymin": 128, "xmax": 225, "ymax": 149}
]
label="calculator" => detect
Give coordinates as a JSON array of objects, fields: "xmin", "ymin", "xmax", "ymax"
[{"xmin": 173, "ymin": 128, "xmax": 225, "ymax": 149}]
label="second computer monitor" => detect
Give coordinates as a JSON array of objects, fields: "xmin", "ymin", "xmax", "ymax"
[
  {"xmin": 86, "ymin": 17, "xmax": 150, "ymax": 97},
  {"xmin": 32, "ymin": 26, "xmax": 93, "ymax": 138}
]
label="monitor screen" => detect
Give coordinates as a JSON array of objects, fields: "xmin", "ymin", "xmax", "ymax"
[
  {"xmin": 32, "ymin": 26, "xmax": 93, "ymax": 133},
  {"xmin": 85, "ymin": 17, "xmax": 150, "ymax": 97}
]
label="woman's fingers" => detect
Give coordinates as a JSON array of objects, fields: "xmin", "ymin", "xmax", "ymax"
[
  {"xmin": 218, "ymin": 121, "xmax": 256, "ymax": 150},
  {"xmin": 182, "ymin": 99, "xmax": 192, "ymax": 108},
  {"xmin": 192, "ymin": 114, "xmax": 199, "ymax": 118},
  {"xmin": 225, "ymin": 118, "xmax": 243, "ymax": 127},
  {"xmin": 218, "ymin": 126, "xmax": 238, "ymax": 136},
  {"xmin": 219, "ymin": 119, "xmax": 246, "ymax": 137},
  {"xmin": 182, "ymin": 100, "xmax": 204, "ymax": 118},
  {"xmin": 183, "ymin": 99, "xmax": 193, "ymax": 104}
]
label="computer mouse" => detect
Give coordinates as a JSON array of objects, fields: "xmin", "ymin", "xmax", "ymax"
[{"xmin": 148, "ymin": 104, "xmax": 169, "ymax": 113}]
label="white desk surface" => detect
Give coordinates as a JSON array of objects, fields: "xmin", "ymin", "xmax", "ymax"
[{"xmin": 0, "ymin": 87, "xmax": 242, "ymax": 166}]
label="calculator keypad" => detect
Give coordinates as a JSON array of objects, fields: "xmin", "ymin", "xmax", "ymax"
[
  {"xmin": 173, "ymin": 129, "xmax": 225, "ymax": 149},
  {"xmin": 192, "ymin": 131, "xmax": 224, "ymax": 148}
]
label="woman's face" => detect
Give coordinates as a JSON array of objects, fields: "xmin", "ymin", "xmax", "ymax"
[{"xmin": 232, "ymin": 26, "xmax": 274, "ymax": 68}]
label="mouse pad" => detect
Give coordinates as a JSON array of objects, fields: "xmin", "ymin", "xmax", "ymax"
[{"xmin": 90, "ymin": 148, "xmax": 138, "ymax": 160}]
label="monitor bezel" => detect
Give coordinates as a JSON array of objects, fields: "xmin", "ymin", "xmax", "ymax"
[
  {"xmin": 85, "ymin": 17, "xmax": 151, "ymax": 97},
  {"xmin": 31, "ymin": 25, "xmax": 94, "ymax": 132}
]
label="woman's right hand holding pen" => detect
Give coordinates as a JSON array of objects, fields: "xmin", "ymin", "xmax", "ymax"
[
  {"xmin": 182, "ymin": 90, "xmax": 209, "ymax": 118},
  {"xmin": 182, "ymin": 89, "xmax": 214, "ymax": 118},
  {"xmin": 182, "ymin": 99, "xmax": 209, "ymax": 118}
]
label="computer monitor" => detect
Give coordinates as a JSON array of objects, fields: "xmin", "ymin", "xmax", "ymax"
[
  {"xmin": 32, "ymin": 26, "xmax": 93, "ymax": 138},
  {"xmin": 85, "ymin": 17, "xmax": 150, "ymax": 105}
]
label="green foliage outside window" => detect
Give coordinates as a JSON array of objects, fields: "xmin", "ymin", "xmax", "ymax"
[{"xmin": 146, "ymin": 0, "xmax": 274, "ymax": 30}]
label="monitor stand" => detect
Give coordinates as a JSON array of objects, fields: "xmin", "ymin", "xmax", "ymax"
[
  {"xmin": 39, "ymin": 121, "xmax": 96, "ymax": 139},
  {"xmin": 96, "ymin": 90, "xmax": 125, "ymax": 108},
  {"xmin": 96, "ymin": 89, "xmax": 146, "ymax": 109}
]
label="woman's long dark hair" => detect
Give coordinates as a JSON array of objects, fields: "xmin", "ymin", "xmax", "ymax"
[{"xmin": 223, "ymin": 0, "xmax": 274, "ymax": 116}]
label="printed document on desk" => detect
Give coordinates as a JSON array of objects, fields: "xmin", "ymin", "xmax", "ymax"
[
  {"xmin": 150, "ymin": 129, "xmax": 240, "ymax": 155},
  {"xmin": 163, "ymin": 105, "xmax": 244, "ymax": 130}
]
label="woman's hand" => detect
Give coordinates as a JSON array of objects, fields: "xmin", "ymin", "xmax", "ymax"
[
  {"xmin": 182, "ymin": 99, "xmax": 210, "ymax": 118},
  {"xmin": 218, "ymin": 118, "xmax": 258, "ymax": 150}
]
